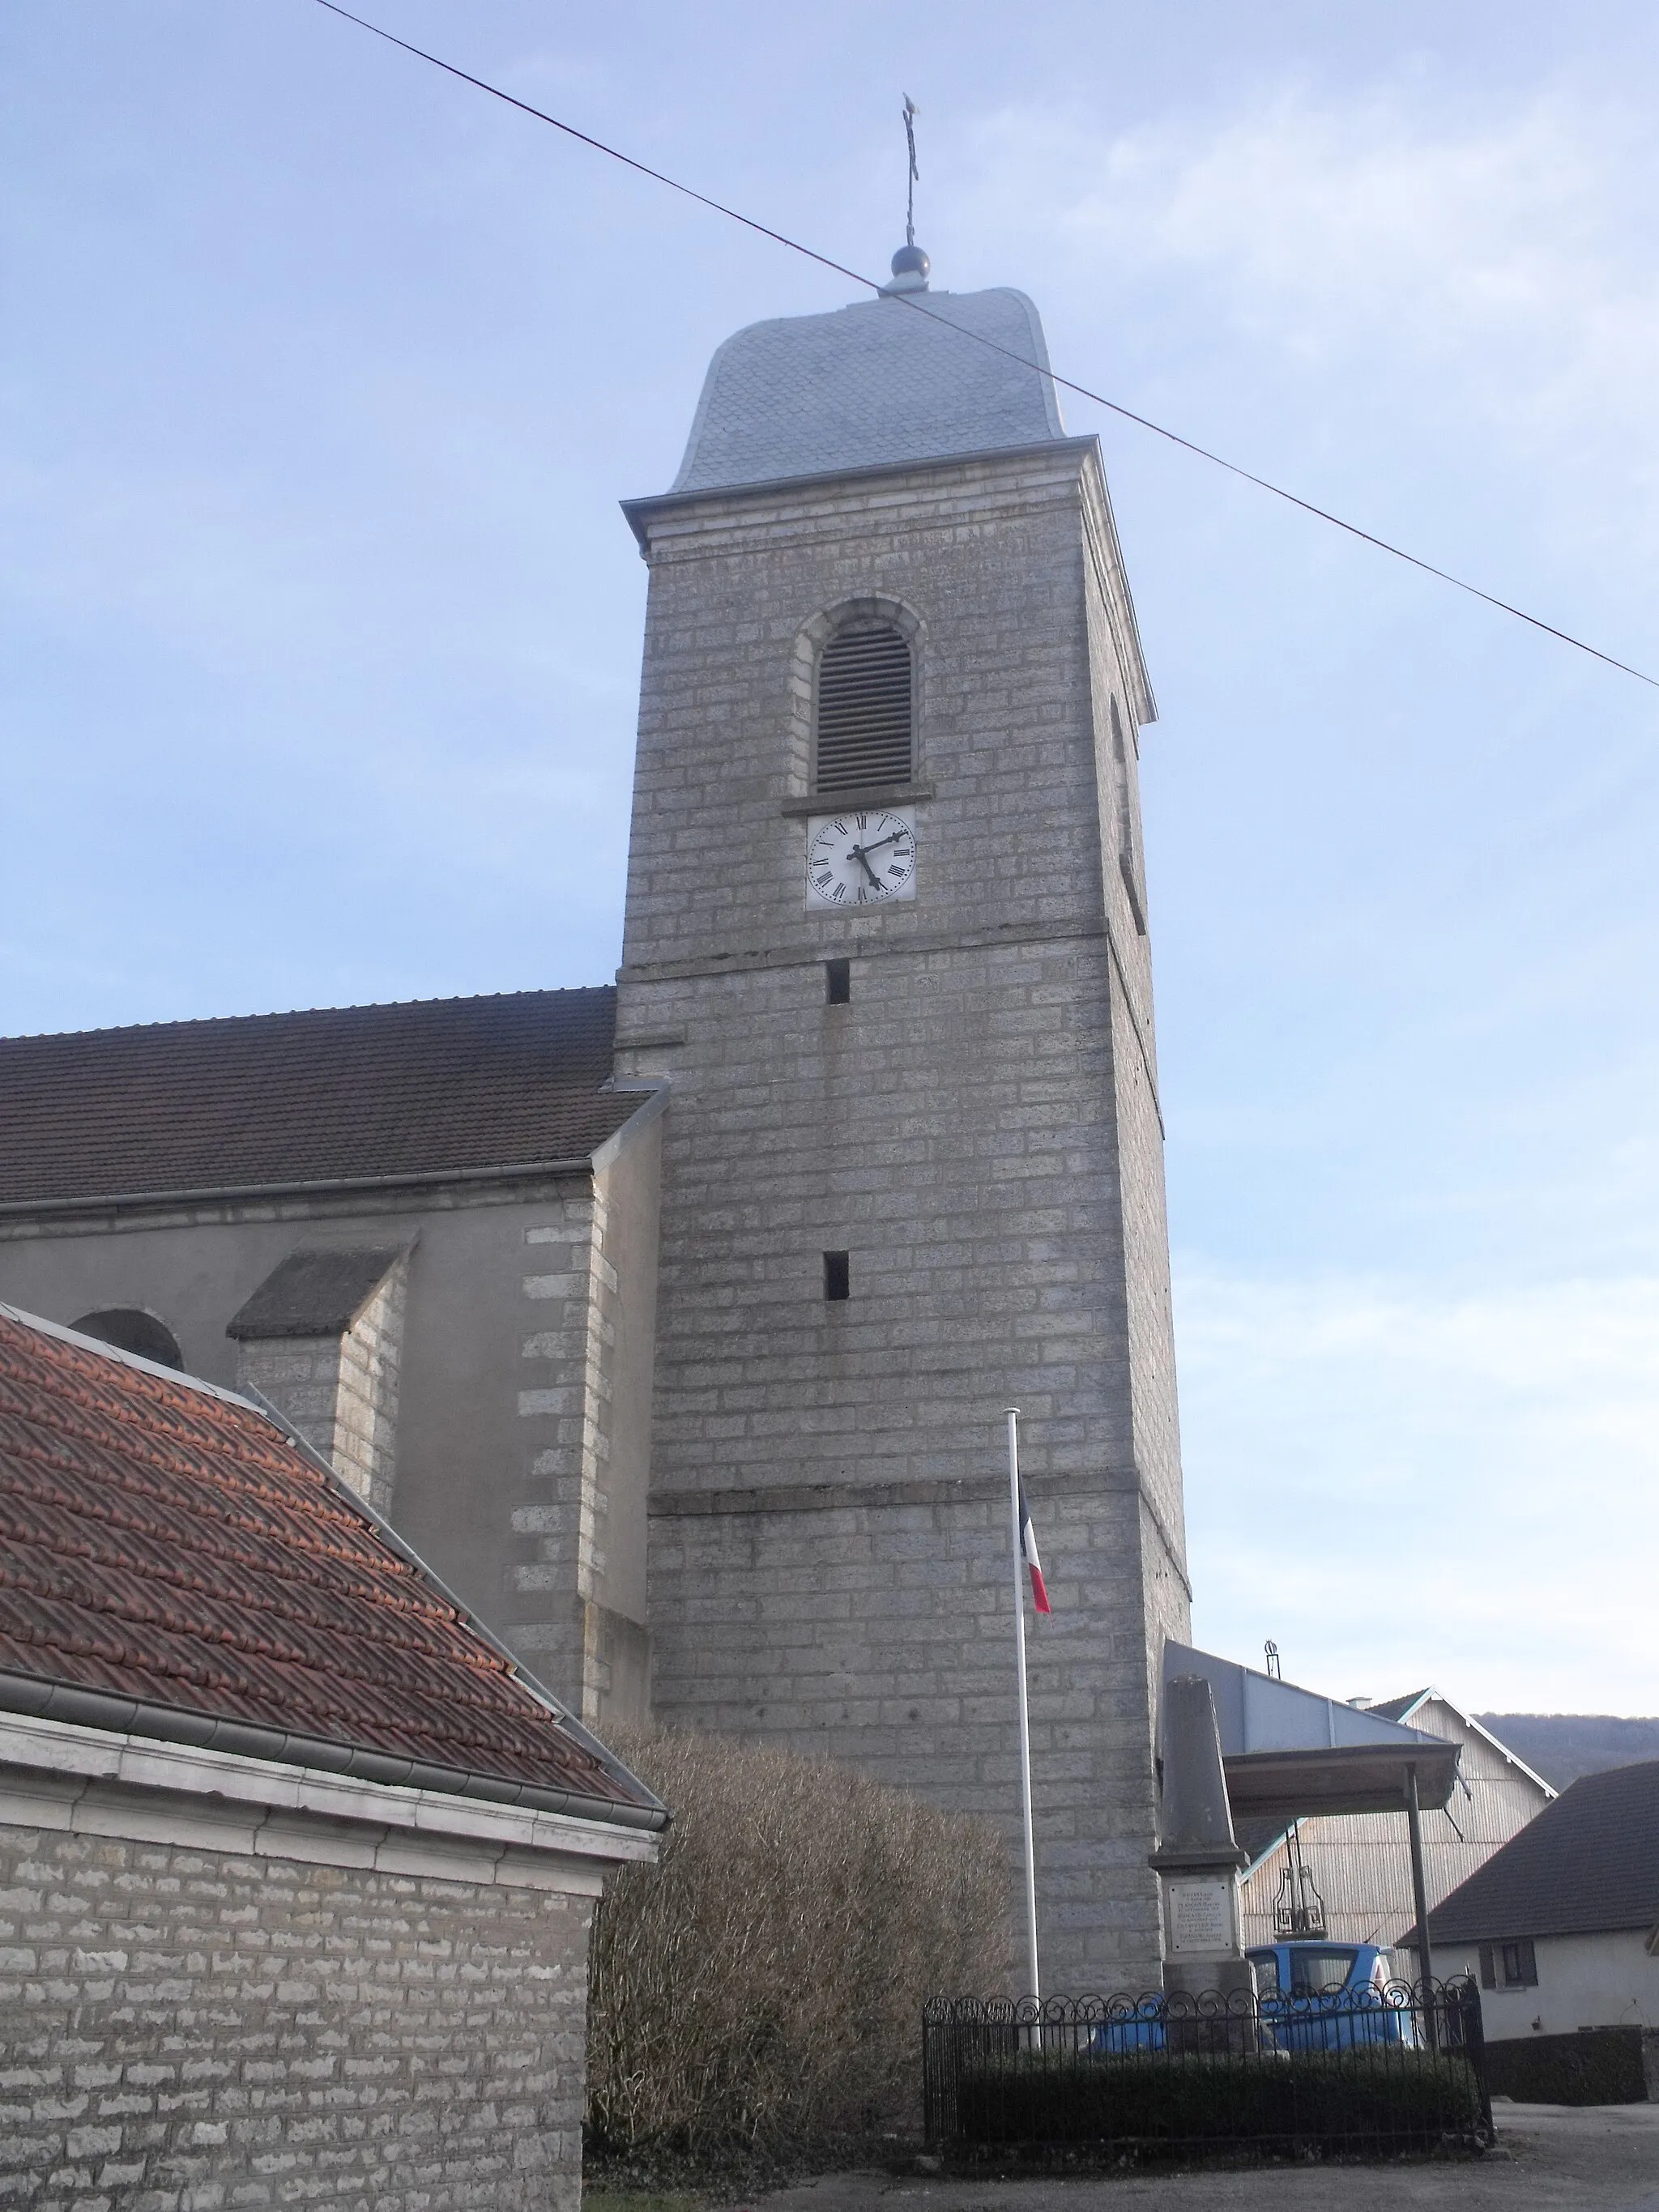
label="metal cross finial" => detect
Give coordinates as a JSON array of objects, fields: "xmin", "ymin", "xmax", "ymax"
[{"xmin": 902, "ymin": 95, "xmax": 919, "ymax": 248}]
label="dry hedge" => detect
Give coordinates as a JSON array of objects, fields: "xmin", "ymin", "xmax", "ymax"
[{"xmin": 586, "ymin": 1730, "xmax": 1013, "ymax": 2155}]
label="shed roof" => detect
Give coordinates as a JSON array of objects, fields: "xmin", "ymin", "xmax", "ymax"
[
  {"xmin": 1415, "ymin": 1760, "xmax": 1659, "ymax": 1943},
  {"xmin": 226, "ymin": 1248, "xmax": 405, "ymax": 1341},
  {"xmin": 671, "ymin": 288, "xmax": 1066, "ymax": 494},
  {"xmin": 0, "ymin": 988, "xmax": 636, "ymax": 1210},
  {"xmin": 1163, "ymin": 1641, "xmax": 1460, "ymax": 1822},
  {"xmin": 0, "ymin": 1306, "xmax": 663, "ymax": 1826}
]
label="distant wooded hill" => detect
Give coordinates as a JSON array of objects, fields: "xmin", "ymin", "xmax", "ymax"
[{"xmin": 1477, "ymin": 1714, "xmax": 1659, "ymax": 1790}]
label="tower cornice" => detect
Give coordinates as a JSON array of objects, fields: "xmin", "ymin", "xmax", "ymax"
[{"xmin": 623, "ymin": 435, "xmax": 1154, "ymax": 729}]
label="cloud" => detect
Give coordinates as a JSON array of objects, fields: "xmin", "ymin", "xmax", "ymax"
[
  {"xmin": 958, "ymin": 84, "xmax": 1659, "ymax": 569},
  {"xmin": 1175, "ymin": 1265, "xmax": 1659, "ymax": 1714}
]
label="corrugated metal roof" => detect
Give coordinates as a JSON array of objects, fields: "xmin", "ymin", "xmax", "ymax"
[
  {"xmin": 1419, "ymin": 1761, "xmax": 1659, "ymax": 1941},
  {"xmin": 0, "ymin": 987, "xmax": 634, "ymax": 1208},
  {"xmin": 0, "ymin": 1307, "xmax": 658, "ymax": 1818}
]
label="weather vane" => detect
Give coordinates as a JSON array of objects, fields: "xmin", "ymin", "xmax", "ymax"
[{"xmin": 902, "ymin": 95, "xmax": 919, "ymax": 248}]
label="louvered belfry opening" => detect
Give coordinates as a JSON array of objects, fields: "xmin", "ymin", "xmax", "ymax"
[{"xmin": 813, "ymin": 623, "xmax": 913, "ymax": 792}]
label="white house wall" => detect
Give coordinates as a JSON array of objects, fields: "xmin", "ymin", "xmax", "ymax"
[{"xmin": 1433, "ymin": 1930, "xmax": 1659, "ymax": 2039}]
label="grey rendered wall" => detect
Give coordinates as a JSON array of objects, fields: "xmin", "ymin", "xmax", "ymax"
[
  {"xmin": 0, "ymin": 1139, "xmax": 661, "ymax": 1726},
  {"xmin": 616, "ymin": 443, "xmax": 1189, "ymax": 1989},
  {"xmin": 0, "ymin": 1818, "xmax": 591, "ymax": 2207}
]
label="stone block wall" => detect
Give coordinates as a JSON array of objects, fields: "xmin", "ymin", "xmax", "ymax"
[
  {"xmin": 618, "ymin": 442, "xmax": 1189, "ymax": 1990},
  {"xmin": 0, "ymin": 1821, "xmax": 591, "ymax": 2207},
  {"xmin": 650, "ymin": 1479, "xmax": 1168, "ymax": 1978},
  {"xmin": 505, "ymin": 1114, "xmax": 660, "ymax": 1729},
  {"xmin": 232, "ymin": 1252, "xmax": 407, "ymax": 1515}
]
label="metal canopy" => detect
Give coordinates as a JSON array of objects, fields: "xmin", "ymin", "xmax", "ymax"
[{"xmin": 1162, "ymin": 1642, "xmax": 1461, "ymax": 1823}]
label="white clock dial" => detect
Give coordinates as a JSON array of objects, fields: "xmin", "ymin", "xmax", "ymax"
[{"xmin": 804, "ymin": 808, "xmax": 918, "ymax": 910}]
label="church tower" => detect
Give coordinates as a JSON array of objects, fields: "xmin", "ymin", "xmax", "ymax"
[{"xmin": 616, "ymin": 258, "xmax": 1189, "ymax": 1990}]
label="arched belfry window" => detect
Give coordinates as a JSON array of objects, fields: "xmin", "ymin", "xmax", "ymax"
[{"xmin": 813, "ymin": 621, "xmax": 913, "ymax": 794}]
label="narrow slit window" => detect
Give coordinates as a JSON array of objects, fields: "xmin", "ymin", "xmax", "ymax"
[
  {"xmin": 814, "ymin": 624, "xmax": 912, "ymax": 793},
  {"xmin": 825, "ymin": 958, "xmax": 851, "ymax": 1005},
  {"xmin": 823, "ymin": 1250, "xmax": 851, "ymax": 1302}
]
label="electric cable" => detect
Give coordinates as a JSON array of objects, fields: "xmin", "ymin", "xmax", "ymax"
[{"xmin": 311, "ymin": 0, "xmax": 1657, "ymax": 693}]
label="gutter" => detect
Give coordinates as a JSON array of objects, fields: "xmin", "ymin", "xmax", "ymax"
[
  {"xmin": 0, "ymin": 1085, "xmax": 672, "ymax": 1225},
  {"xmin": 0, "ymin": 1668, "xmax": 667, "ymax": 1830},
  {"xmin": 0, "ymin": 1153, "xmax": 599, "ymax": 1222}
]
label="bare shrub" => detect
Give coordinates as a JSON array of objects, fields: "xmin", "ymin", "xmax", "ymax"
[{"xmin": 586, "ymin": 1730, "xmax": 1013, "ymax": 2156}]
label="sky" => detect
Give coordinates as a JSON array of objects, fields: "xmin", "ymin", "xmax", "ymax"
[{"xmin": 5, "ymin": 2, "xmax": 1658, "ymax": 1715}]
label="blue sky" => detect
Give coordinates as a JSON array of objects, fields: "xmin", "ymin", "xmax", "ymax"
[{"xmin": 6, "ymin": 3, "xmax": 1657, "ymax": 1712}]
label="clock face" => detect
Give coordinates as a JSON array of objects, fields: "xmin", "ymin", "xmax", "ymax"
[{"xmin": 805, "ymin": 808, "xmax": 918, "ymax": 910}]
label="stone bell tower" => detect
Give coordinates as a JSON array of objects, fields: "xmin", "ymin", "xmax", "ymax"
[{"xmin": 616, "ymin": 250, "xmax": 1191, "ymax": 1992}]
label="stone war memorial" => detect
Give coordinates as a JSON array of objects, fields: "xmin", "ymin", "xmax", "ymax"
[{"xmin": 0, "ymin": 245, "xmax": 1191, "ymax": 1999}]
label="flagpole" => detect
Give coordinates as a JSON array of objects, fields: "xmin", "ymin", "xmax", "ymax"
[{"xmin": 1006, "ymin": 1407, "xmax": 1040, "ymax": 2005}]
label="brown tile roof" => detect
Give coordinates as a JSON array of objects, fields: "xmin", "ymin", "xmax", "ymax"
[
  {"xmin": 0, "ymin": 1307, "xmax": 663, "ymax": 1824},
  {"xmin": 0, "ymin": 988, "xmax": 637, "ymax": 1208}
]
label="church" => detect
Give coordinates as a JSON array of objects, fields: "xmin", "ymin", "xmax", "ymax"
[{"xmin": 0, "ymin": 248, "xmax": 1191, "ymax": 1991}]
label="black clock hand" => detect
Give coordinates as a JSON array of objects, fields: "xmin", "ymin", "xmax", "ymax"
[
  {"xmin": 859, "ymin": 830, "xmax": 907, "ymax": 855},
  {"xmin": 851, "ymin": 844, "xmax": 883, "ymax": 889}
]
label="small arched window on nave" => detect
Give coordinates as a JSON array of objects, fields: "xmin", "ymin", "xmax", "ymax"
[
  {"xmin": 812, "ymin": 620, "xmax": 914, "ymax": 795},
  {"xmin": 72, "ymin": 1307, "xmax": 185, "ymax": 1371}
]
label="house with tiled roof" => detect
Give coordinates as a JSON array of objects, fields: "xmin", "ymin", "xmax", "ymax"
[
  {"xmin": 0, "ymin": 1303, "xmax": 664, "ymax": 2199},
  {"xmin": 1403, "ymin": 1759, "xmax": 1659, "ymax": 2045},
  {"xmin": 0, "ymin": 249, "xmax": 1193, "ymax": 1995}
]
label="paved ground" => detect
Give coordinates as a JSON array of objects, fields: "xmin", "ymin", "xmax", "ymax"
[{"xmin": 744, "ymin": 2105, "xmax": 1659, "ymax": 2212}]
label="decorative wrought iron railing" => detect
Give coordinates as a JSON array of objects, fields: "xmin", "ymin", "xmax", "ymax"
[{"xmin": 923, "ymin": 1980, "xmax": 1492, "ymax": 2158}]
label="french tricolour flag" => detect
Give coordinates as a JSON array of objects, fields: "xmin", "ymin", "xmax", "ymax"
[{"xmin": 1018, "ymin": 1478, "xmax": 1051, "ymax": 1615}]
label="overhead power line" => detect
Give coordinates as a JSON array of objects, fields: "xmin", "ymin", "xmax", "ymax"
[{"xmin": 312, "ymin": 0, "xmax": 1657, "ymax": 694}]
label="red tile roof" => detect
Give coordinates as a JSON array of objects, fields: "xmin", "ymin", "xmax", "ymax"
[
  {"xmin": 0, "ymin": 988, "xmax": 638, "ymax": 1208},
  {"xmin": 0, "ymin": 1308, "xmax": 661, "ymax": 1823}
]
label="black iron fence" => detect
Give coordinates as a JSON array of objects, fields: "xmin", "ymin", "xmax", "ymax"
[{"xmin": 923, "ymin": 1981, "xmax": 1492, "ymax": 2159}]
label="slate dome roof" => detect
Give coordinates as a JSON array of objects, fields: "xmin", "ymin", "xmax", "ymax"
[{"xmin": 672, "ymin": 286, "xmax": 1068, "ymax": 494}]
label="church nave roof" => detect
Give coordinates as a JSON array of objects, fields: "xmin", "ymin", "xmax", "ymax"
[{"xmin": 0, "ymin": 986, "xmax": 636, "ymax": 1210}]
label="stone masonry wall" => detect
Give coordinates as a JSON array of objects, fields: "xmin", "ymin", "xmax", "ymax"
[
  {"xmin": 232, "ymin": 1254, "xmax": 407, "ymax": 1517},
  {"xmin": 0, "ymin": 1821, "xmax": 591, "ymax": 2208},
  {"xmin": 507, "ymin": 1117, "xmax": 659, "ymax": 1729},
  {"xmin": 617, "ymin": 443, "xmax": 1190, "ymax": 1991},
  {"xmin": 333, "ymin": 1256, "xmax": 407, "ymax": 1515}
]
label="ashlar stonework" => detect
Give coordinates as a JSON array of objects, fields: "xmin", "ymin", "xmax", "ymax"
[{"xmin": 0, "ymin": 1822, "xmax": 591, "ymax": 2206}]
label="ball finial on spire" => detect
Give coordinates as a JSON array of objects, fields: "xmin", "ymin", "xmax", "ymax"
[{"xmin": 885, "ymin": 243, "xmax": 931, "ymax": 293}]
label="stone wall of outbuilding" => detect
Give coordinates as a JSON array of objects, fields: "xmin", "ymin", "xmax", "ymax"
[{"xmin": 0, "ymin": 1821, "xmax": 591, "ymax": 2207}]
